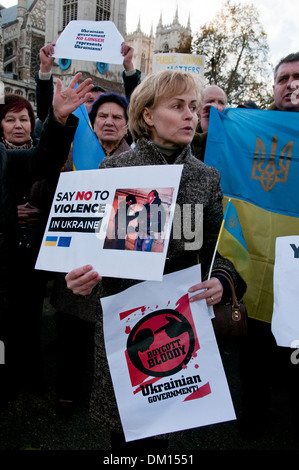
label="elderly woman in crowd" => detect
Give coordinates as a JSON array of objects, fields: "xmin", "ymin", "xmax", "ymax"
[
  {"xmin": 0, "ymin": 94, "xmax": 57, "ymax": 230},
  {"xmin": 65, "ymin": 70, "xmax": 246, "ymax": 448},
  {"xmin": 89, "ymin": 92, "xmax": 131, "ymax": 156},
  {"xmin": 0, "ymin": 94, "xmax": 36, "ymax": 147}
]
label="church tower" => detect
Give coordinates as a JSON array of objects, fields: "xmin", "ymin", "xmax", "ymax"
[
  {"xmin": 125, "ymin": 18, "xmax": 155, "ymax": 75},
  {"xmin": 125, "ymin": 7, "xmax": 191, "ymax": 75},
  {"xmin": 154, "ymin": 7, "xmax": 191, "ymax": 54},
  {"xmin": 17, "ymin": 0, "xmax": 32, "ymax": 81}
]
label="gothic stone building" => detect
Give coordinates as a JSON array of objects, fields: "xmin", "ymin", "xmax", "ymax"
[
  {"xmin": 125, "ymin": 8, "xmax": 191, "ymax": 77},
  {"xmin": 0, "ymin": 0, "xmax": 47, "ymax": 106},
  {"xmin": 0, "ymin": 1, "xmax": 191, "ymax": 109}
]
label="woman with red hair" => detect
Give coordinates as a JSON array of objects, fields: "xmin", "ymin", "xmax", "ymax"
[
  {"xmin": 0, "ymin": 75, "xmax": 93, "ymax": 406},
  {"xmin": 0, "ymin": 94, "xmax": 36, "ymax": 148}
]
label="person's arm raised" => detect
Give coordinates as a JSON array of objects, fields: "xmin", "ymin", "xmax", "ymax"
[
  {"xmin": 53, "ymin": 73, "xmax": 93, "ymax": 125},
  {"xmin": 39, "ymin": 42, "xmax": 55, "ymax": 74}
]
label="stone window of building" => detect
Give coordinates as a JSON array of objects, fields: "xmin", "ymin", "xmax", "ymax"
[
  {"xmin": 63, "ymin": 0, "xmax": 78, "ymax": 29},
  {"xmin": 4, "ymin": 42, "xmax": 14, "ymax": 61},
  {"xmin": 4, "ymin": 62, "xmax": 14, "ymax": 73},
  {"xmin": 31, "ymin": 36, "xmax": 46, "ymax": 79},
  {"xmin": 96, "ymin": 0, "xmax": 111, "ymax": 21},
  {"xmin": 28, "ymin": 92, "xmax": 35, "ymax": 104}
]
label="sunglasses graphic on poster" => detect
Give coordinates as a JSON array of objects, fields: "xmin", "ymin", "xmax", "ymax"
[
  {"xmin": 102, "ymin": 266, "xmax": 236, "ymax": 442},
  {"xmin": 127, "ymin": 305, "xmax": 195, "ymax": 379}
]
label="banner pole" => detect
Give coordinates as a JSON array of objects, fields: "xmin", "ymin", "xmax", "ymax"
[{"xmin": 207, "ymin": 198, "xmax": 231, "ymax": 280}]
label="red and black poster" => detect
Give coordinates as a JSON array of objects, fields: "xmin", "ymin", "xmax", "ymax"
[{"xmin": 102, "ymin": 265, "xmax": 236, "ymax": 442}]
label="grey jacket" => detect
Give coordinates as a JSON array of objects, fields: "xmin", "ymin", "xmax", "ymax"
[
  {"xmin": 98, "ymin": 137, "xmax": 246, "ymax": 297},
  {"xmin": 89, "ymin": 138, "xmax": 246, "ymax": 433}
]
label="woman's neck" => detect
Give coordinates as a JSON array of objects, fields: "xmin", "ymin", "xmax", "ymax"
[
  {"xmin": 1, "ymin": 136, "xmax": 33, "ymax": 150},
  {"xmin": 100, "ymin": 139, "xmax": 122, "ymax": 156},
  {"xmin": 153, "ymin": 141, "xmax": 184, "ymax": 163}
]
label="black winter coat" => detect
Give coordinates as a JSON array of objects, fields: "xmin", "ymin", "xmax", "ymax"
[{"xmin": 0, "ymin": 109, "xmax": 78, "ymax": 301}]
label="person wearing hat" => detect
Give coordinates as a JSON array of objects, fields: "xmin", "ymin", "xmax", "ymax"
[
  {"xmin": 238, "ymin": 100, "xmax": 259, "ymax": 109},
  {"xmin": 89, "ymin": 92, "xmax": 130, "ymax": 157}
]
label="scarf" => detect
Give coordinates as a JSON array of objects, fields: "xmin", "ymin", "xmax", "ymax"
[{"xmin": 1, "ymin": 136, "xmax": 33, "ymax": 150}]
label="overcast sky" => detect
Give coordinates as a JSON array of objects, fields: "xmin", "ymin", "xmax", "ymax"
[
  {"xmin": 126, "ymin": 0, "xmax": 298, "ymax": 69},
  {"xmin": 1, "ymin": 0, "xmax": 298, "ymax": 69}
]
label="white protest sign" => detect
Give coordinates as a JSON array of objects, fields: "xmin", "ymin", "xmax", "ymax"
[
  {"xmin": 102, "ymin": 265, "xmax": 236, "ymax": 442},
  {"xmin": 35, "ymin": 165, "xmax": 182, "ymax": 281},
  {"xmin": 152, "ymin": 53, "xmax": 205, "ymax": 77},
  {"xmin": 53, "ymin": 20, "xmax": 124, "ymax": 64},
  {"xmin": 272, "ymin": 236, "xmax": 299, "ymax": 347}
]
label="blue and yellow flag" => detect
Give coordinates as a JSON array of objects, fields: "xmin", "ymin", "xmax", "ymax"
[
  {"xmin": 205, "ymin": 107, "xmax": 299, "ymax": 322},
  {"xmin": 217, "ymin": 199, "xmax": 253, "ymax": 283},
  {"xmin": 72, "ymin": 102, "xmax": 106, "ymax": 170}
]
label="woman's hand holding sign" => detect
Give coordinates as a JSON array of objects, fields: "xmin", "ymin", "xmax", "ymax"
[
  {"xmin": 66, "ymin": 264, "xmax": 224, "ymax": 307},
  {"xmin": 65, "ymin": 265, "xmax": 101, "ymax": 296},
  {"xmin": 188, "ymin": 277, "xmax": 223, "ymax": 306}
]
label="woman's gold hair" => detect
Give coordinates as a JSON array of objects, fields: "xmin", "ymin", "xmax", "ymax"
[{"xmin": 128, "ymin": 69, "xmax": 203, "ymax": 141}]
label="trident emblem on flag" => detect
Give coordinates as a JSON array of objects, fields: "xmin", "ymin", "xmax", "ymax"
[
  {"xmin": 251, "ymin": 135, "xmax": 293, "ymax": 191},
  {"xmin": 227, "ymin": 212, "xmax": 239, "ymax": 229}
]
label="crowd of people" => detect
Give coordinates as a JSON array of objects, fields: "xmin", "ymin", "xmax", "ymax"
[{"xmin": 0, "ymin": 38, "xmax": 298, "ymax": 450}]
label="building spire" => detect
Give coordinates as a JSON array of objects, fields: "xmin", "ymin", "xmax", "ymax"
[
  {"xmin": 187, "ymin": 13, "xmax": 191, "ymax": 34},
  {"xmin": 173, "ymin": 5, "xmax": 179, "ymax": 24},
  {"xmin": 137, "ymin": 16, "xmax": 141, "ymax": 32},
  {"xmin": 158, "ymin": 11, "xmax": 163, "ymax": 26},
  {"xmin": 156, "ymin": 10, "xmax": 163, "ymax": 33},
  {"xmin": 150, "ymin": 22, "xmax": 154, "ymax": 37}
]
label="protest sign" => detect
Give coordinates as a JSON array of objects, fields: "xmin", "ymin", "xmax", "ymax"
[
  {"xmin": 53, "ymin": 20, "xmax": 124, "ymax": 64},
  {"xmin": 102, "ymin": 265, "xmax": 236, "ymax": 442},
  {"xmin": 35, "ymin": 165, "xmax": 182, "ymax": 281},
  {"xmin": 272, "ymin": 236, "xmax": 299, "ymax": 347},
  {"xmin": 152, "ymin": 53, "xmax": 205, "ymax": 77}
]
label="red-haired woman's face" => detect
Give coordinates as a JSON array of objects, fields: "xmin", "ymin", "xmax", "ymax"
[{"xmin": 1, "ymin": 108, "xmax": 31, "ymax": 145}]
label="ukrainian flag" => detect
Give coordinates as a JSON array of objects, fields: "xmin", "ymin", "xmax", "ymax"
[
  {"xmin": 217, "ymin": 199, "xmax": 253, "ymax": 283},
  {"xmin": 205, "ymin": 107, "xmax": 299, "ymax": 322},
  {"xmin": 72, "ymin": 101, "xmax": 106, "ymax": 170},
  {"xmin": 45, "ymin": 236, "xmax": 58, "ymax": 246}
]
